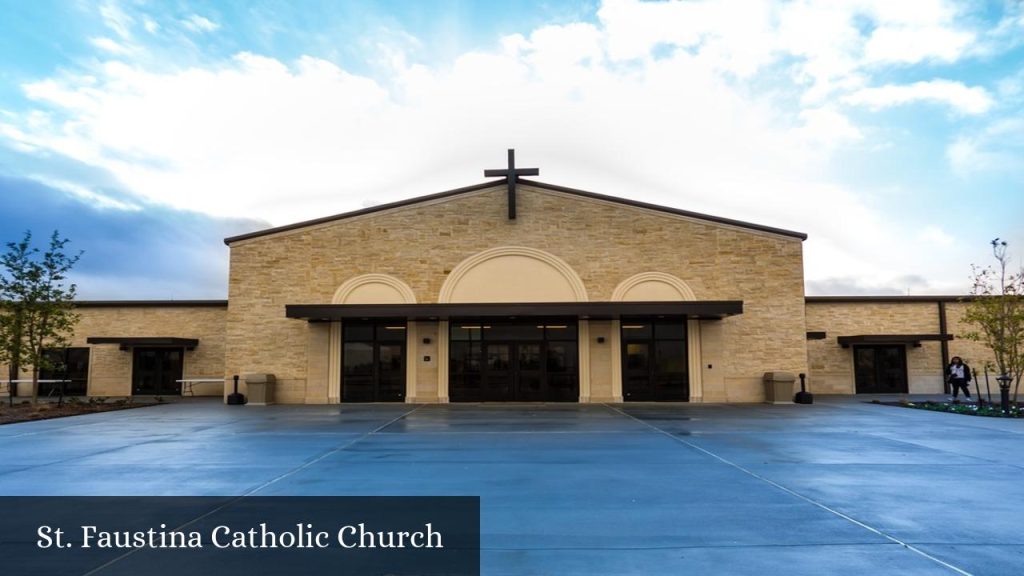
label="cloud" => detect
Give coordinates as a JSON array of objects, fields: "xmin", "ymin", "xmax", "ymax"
[
  {"xmin": 89, "ymin": 37, "xmax": 131, "ymax": 55},
  {"xmin": 181, "ymin": 14, "xmax": 220, "ymax": 33},
  {"xmin": 947, "ymin": 117, "xmax": 1024, "ymax": 177},
  {"xmin": 844, "ymin": 80, "xmax": 994, "ymax": 115},
  {"xmin": 0, "ymin": 173, "xmax": 263, "ymax": 299},
  {"xmin": 0, "ymin": 0, "xmax": 1016, "ymax": 298}
]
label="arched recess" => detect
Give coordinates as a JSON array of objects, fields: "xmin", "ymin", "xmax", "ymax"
[
  {"xmin": 328, "ymin": 274, "xmax": 417, "ymax": 404},
  {"xmin": 333, "ymin": 273, "xmax": 417, "ymax": 305},
  {"xmin": 438, "ymin": 246, "xmax": 588, "ymax": 303},
  {"xmin": 610, "ymin": 272, "xmax": 703, "ymax": 403},
  {"xmin": 436, "ymin": 246, "xmax": 591, "ymax": 402}
]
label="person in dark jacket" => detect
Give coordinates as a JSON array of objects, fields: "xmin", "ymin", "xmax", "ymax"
[{"xmin": 947, "ymin": 356, "xmax": 972, "ymax": 401}]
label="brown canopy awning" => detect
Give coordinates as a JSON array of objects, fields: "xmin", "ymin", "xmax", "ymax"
[
  {"xmin": 86, "ymin": 337, "xmax": 199, "ymax": 350},
  {"xmin": 285, "ymin": 301, "xmax": 743, "ymax": 322},
  {"xmin": 837, "ymin": 334, "xmax": 953, "ymax": 348}
]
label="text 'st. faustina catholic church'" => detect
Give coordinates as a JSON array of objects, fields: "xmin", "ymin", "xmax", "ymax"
[{"xmin": 10, "ymin": 153, "xmax": 993, "ymax": 403}]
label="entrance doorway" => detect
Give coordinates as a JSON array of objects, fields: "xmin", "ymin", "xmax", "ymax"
[
  {"xmin": 39, "ymin": 347, "xmax": 90, "ymax": 396},
  {"xmin": 449, "ymin": 321, "xmax": 578, "ymax": 402},
  {"xmin": 621, "ymin": 318, "xmax": 689, "ymax": 401},
  {"xmin": 854, "ymin": 345, "xmax": 908, "ymax": 394},
  {"xmin": 341, "ymin": 321, "xmax": 407, "ymax": 402},
  {"xmin": 132, "ymin": 348, "xmax": 183, "ymax": 395}
]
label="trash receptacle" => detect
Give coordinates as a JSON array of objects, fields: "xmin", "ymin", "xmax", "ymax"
[
  {"xmin": 245, "ymin": 373, "xmax": 275, "ymax": 406},
  {"xmin": 763, "ymin": 371, "xmax": 796, "ymax": 404}
]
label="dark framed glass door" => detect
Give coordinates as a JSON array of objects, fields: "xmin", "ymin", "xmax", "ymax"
[
  {"xmin": 132, "ymin": 348, "xmax": 183, "ymax": 395},
  {"xmin": 854, "ymin": 345, "xmax": 908, "ymax": 394},
  {"xmin": 342, "ymin": 321, "xmax": 406, "ymax": 402},
  {"xmin": 622, "ymin": 318, "xmax": 689, "ymax": 401},
  {"xmin": 449, "ymin": 321, "xmax": 578, "ymax": 402},
  {"xmin": 39, "ymin": 347, "xmax": 89, "ymax": 396}
]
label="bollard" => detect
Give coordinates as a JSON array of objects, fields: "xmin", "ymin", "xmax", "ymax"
[
  {"xmin": 794, "ymin": 373, "xmax": 814, "ymax": 404},
  {"xmin": 226, "ymin": 374, "xmax": 246, "ymax": 405}
]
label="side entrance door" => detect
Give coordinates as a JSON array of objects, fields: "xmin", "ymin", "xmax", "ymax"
[
  {"xmin": 853, "ymin": 345, "xmax": 908, "ymax": 394},
  {"xmin": 622, "ymin": 319, "xmax": 689, "ymax": 401},
  {"xmin": 132, "ymin": 348, "xmax": 183, "ymax": 395},
  {"xmin": 342, "ymin": 322, "xmax": 407, "ymax": 402}
]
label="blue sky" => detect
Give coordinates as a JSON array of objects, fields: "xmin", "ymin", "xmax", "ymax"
[{"xmin": 0, "ymin": 0, "xmax": 1022, "ymax": 298}]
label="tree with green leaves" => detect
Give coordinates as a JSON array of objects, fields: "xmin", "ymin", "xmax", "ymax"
[
  {"xmin": 962, "ymin": 239, "xmax": 1024, "ymax": 405},
  {"xmin": 0, "ymin": 231, "xmax": 81, "ymax": 403}
]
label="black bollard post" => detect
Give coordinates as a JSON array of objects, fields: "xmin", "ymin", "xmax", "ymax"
[
  {"xmin": 794, "ymin": 373, "xmax": 814, "ymax": 404},
  {"xmin": 226, "ymin": 374, "xmax": 246, "ymax": 405},
  {"xmin": 997, "ymin": 375, "xmax": 1012, "ymax": 416}
]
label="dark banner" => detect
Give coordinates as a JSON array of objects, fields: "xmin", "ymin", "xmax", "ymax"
[{"xmin": 0, "ymin": 496, "xmax": 480, "ymax": 576}]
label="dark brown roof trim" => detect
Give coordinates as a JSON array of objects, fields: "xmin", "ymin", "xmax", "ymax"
[
  {"xmin": 837, "ymin": 334, "xmax": 953, "ymax": 348},
  {"xmin": 807, "ymin": 296, "xmax": 974, "ymax": 303},
  {"xmin": 286, "ymin": 300, "xmax": 743, "ymax": 321},
  {"xmin": 74, "ymin": 300, "xmax": 228, "ymax": 308},
  {"xmin": 86, "ymin": 337, "xmax": 200, "ymax": 350},
  {"xmin": 224, "ymin": 179, "xmax": 808, "ymax": 245}
]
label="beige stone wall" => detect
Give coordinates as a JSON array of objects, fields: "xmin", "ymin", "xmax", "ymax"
[
  {"xmin": 807, "ymin": 302, "xmax": 937, "ymax": 394},
  {"xmin": 806, "ymin": 300, "xmax": 1000, "ymax": 395},
  {"xmin": 3, "ymin": 304, "xmax": 227, "ymax": 398},
  {"xmin": 226, "ymin": 184, "xmax": 808, "ymax": 403}
]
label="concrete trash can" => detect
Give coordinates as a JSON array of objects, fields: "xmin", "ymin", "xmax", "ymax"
[
  {"xmin": 244, "ymin": 373, "xmax": 276, "ymax": 406},
  {"xmin": 763, "ymin": 372, "xmax": 796, "ymax": 404}
]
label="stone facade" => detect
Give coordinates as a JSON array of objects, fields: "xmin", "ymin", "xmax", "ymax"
[
  {"xmin": 3, "ymin": 303, "xmax": 226, "ymax": 397},
  {"xmin": 224, "ymin": 184, "xmax": 809, "ymax": 403},
  {"xmin": 805, "ymin": 299, "xmax": 997, "ymax": 395}
]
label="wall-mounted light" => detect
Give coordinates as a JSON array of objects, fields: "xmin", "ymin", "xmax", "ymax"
[
  {"xmin": 422, "ymin": 337, "xmax": 432, "ymax": 344},
  {"xmin": 596, "ymin": 337, "xmax": 606, "ymax": 344}
]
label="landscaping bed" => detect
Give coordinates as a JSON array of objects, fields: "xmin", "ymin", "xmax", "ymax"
[
  {"xmin": 874, "ymin": 399, "xmax": 1023, "ymax": 418},
  {"xmin": 0, "ymin": 399, "xmax": 151, "ymax": 425}
]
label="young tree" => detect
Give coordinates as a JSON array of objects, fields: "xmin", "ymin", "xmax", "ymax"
[
  {"xmin": 0, "ymin": 231, "xmax": 81, "ymax": 403},
  {"xmin": 962, "ymin": 239, "xmax": 1024, "ymax": 404}
]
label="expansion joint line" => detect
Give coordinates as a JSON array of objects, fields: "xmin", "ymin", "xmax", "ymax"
[
  {"xmin": 602, "ymin": 404, "xmax": 973, "ymax": 576},
  {"xmin": 80, "ymin": 405, "xmax": 422, "ymax": 576}
]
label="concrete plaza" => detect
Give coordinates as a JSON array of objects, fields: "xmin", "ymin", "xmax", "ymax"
[{"xmin": 1, "ymin": 399, "xmax": 1022, "ymax": 575}]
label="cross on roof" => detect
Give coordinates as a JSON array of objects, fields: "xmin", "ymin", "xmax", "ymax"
[{"xmin": 484, "ymin": 149, "xmax": 539, "ymax": 220}]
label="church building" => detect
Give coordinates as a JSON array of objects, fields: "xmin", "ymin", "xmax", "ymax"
[{"xmin": 4, "ymin": 152, "xmax": 992, "ymax": 403}]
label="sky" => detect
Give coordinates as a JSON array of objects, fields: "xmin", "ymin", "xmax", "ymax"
[{"xmin": 0, "ymin": 0, "xmax": 1021, "ymax": 299}]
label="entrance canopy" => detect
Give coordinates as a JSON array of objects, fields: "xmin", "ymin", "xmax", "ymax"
[
  {"xmin": 837, "ymin": 334, "xmax": 952, "ymax": 348},
  {"xmin": 285, "ymin": 301, "xmax": 743, "ymax": 322},
  {"xmin": 86, "ymin": 337, "xmax": 199, "ymax": 350}
]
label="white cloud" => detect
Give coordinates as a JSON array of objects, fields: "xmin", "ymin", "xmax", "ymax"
[
  {"xmin": 181, "ymin": 14, "xmax": 220, "ymax": 33},
  {"xmin": 844, "ymin": 80, "xmax": 994, "ymax": 115},
  {"xmin": 89, "ymin": 37, "xmax": 131, "ymax": 55},
  {"xmin": 1, "ymin": 0, "xmax": 1016, "ymax": 296},
  {"xmin": 99, "ymin": 1, "xmax": 134, "ymax": 40},
  {"xmin": 143, "ymin": 17, "xmax": 160, "ymax": 34},
  {"xmin": 947, "ymin": 118, "xmax": 1024, "ymax": 177}
]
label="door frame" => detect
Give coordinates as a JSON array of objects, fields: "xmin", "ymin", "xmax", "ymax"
[
  {"xmin": 340, "ymin": 320, "xmax": 408, "ymax": 403},
  {"xmin": 131, "ymin": 347, "xmax": 184, "ymax": 396},
  {"xmin": 852, "ymin": 344, "xmax": 909, "ymax": 394},
  {"xmin": 620, "ymin": 317, "xmax": 690, "ymax": 402}
]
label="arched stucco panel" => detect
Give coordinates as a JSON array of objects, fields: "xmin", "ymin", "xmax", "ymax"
[{"xmin": 438, "ymin": 246, "xmax": 588, "ymax": 303}]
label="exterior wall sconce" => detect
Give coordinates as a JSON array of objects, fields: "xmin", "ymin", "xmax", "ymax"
[{"xmin": 596, "ymin": 337, "xmax": 606, "ymax": 344}]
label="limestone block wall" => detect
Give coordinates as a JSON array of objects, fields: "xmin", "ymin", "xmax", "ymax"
[
  {"xmin": 805, "ymin": 299, "xmax": 998, "ymax": 395},
  {"xmin": 225, "ymin": 184, "xmax": 808, "ymax": 403},
  {"xmin": 2, "ymin": 303, "xmax": 227, "ymax": 397}
]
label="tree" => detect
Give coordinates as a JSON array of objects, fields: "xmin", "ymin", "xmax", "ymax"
[
  {"xmin": 961, "ymin": 239, "xmax": 1024, "ymax": 405},
  {"xmin": 0, "ymin": 231, "xmax": 81, "ymax": 403}
]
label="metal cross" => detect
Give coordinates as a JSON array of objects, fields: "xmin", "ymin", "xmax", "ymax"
[{"xmin": 484, "ymin": 149, "xmax": 539, "ymax": 220}]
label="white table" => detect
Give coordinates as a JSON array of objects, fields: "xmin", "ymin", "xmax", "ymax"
[{"xmin": 175, "ymin": 378, "xmax": 226, "ymax": 397}]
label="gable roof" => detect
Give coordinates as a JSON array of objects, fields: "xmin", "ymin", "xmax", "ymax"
[{"xmin": 223, "ymin": 179, "xmax": 808, "ymax": 245}]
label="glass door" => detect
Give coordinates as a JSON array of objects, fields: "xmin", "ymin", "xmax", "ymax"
[
  {"xmin": 342, "ymin": 321, "xmax": 407, "ymax": 402},
  {"xmin": 854, "ymin": 345, "xmax": 908, "ymax": 393},
  {"xmin": 132, "ymin": 348, "xmax": 183, "ymax": 396},
  {"xmin": 621, "ymin": 319, "xmax": 689, "ymax": 401}
]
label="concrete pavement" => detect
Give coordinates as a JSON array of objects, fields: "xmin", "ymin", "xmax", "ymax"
[{"xmin": 1, "ymin": 398, "xmax": 1022, "ymax": 575}]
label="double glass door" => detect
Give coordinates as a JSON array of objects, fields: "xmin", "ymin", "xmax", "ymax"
[
  {"xmin": 622, "ymin": 318, "xmax": 689, "ymax": 401},
  {"xmin": 342, "ymin": 321, "xmax": 406, "ymax": 402},
  {"xmin": 449, "ymin": 321, "xmax": 578, "ymax": 402},
  {"xmin": 854, "ymin": 345, "xmax": 908, "ymax": 394},
  {"xmin": 132, "ymin": 348, "xmax": 183, "ymax": 396}
]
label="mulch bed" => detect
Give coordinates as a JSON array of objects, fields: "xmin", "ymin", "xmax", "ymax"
[
  {"xmin": 0, "ymin": 400, "xmax": 153, "ymax": 425},
  {"xmin": 872, "ymin": 399, "xmax": 1024, "ymax": 418}
]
